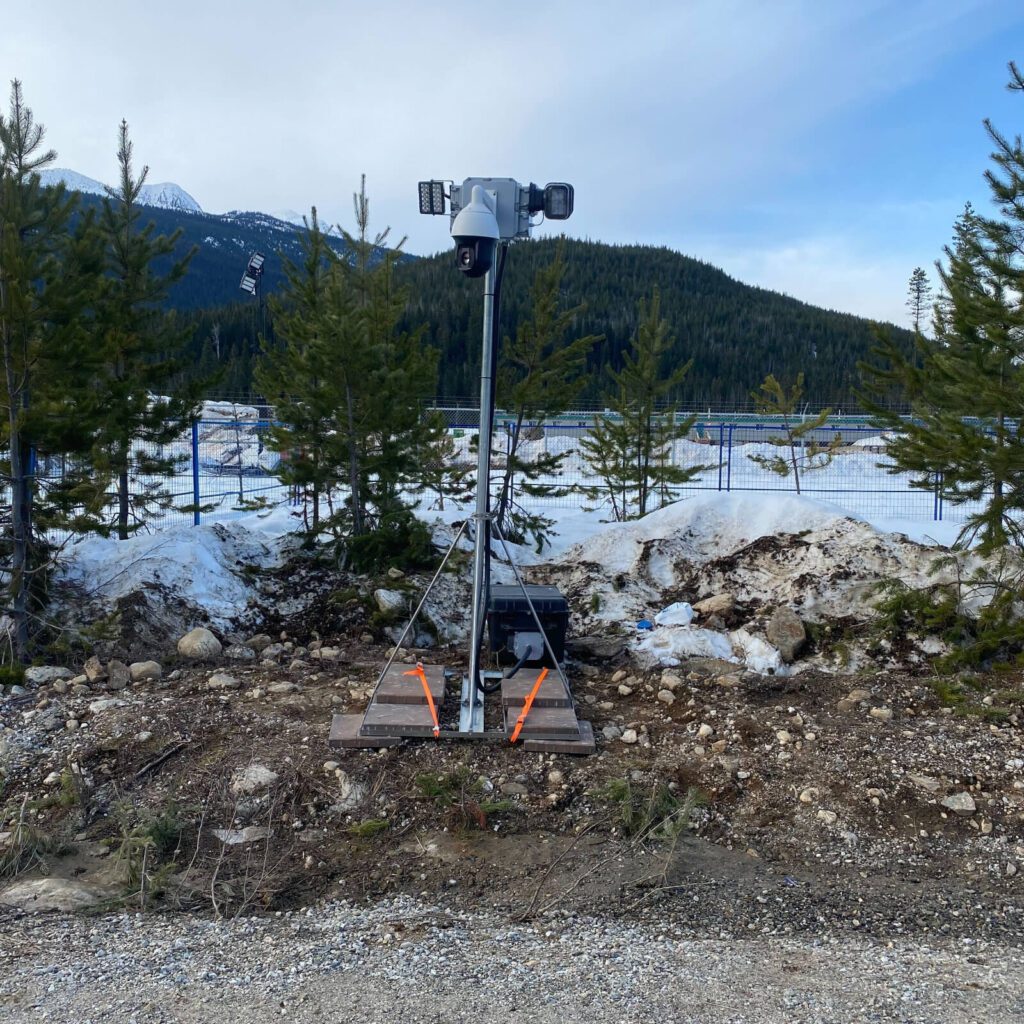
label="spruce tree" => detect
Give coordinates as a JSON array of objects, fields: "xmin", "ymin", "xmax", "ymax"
[
  {"xmin": 860, "ymin": 63, "xmax": 1024, "ymax": 552},
  {"xmin": 906, "ymin": 267, "xmax": 932, "ymax": 335},
  {"xmin": 86, "ymin": 121, "xmax": 200, "ymax": 538},
  {"xmin": 748, "ymin": 373, "xmax": 840, "ymax": 494},
  {"xmin": 580, "ymin": 288, "xmax": 703, "ymax": 520},
  {"xmin": 493, "ymin": 244, "xmax": 601, "ymax": 549},
  {"xmin": 0, "ymin": 81, "xmax": 103, "ymax": 655}
]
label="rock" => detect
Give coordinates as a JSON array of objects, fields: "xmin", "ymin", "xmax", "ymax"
[
  {"xmin": 501, "ymin": 782, "xmax": 528, "ymax": 796},
  {"xmin": 71, "ymin": 684, "xmax": 91, "ymax": 697},
  {"xmin": 177, "ymin": 627, "xmax": 222, "ymax": 659},
  {"xmin": 359, "ymin": 633, "xmax": 374, "ymax": 644},
  {"xmin": 817, "ymin": 809, "xmax": 838, "ymax": 825},
  {"xmin": 621, "ymin": 729, "xmax": 639, "ymax": 745},
  {"xmin": 775, "ymin": 729, "xmax": 793, "ymax": 745},
  {"xmin": 207, "ymin": 673, "xmax": 240, "ymax": 691},
  {"xmin": 602, "ymin": 725, "xmax": 622, "ymax": 741},
  {"xmin": 105, "ymin": 660, "xmax": 130, "ymax": 691},
  {"xmin": 24, "ymin": 666, "xmax": 73, "ymax": 686},
  {"xmin": 548, "ymin": 769, "xmax": 565, "ymax": 786},
  {"xmin": 224, "ymin": 645, "xmax": 256, "ymax": 661},
  {"xmin": 83, "ymin": 656, "xmax": 107, "ymax": 683},
  {"xmin": 715, "ymin": 673, "xmax": 741, "ymax": 688},
  {"xmin": 387, "ymin": 566, "xmax": 405, "ymax": 580},
  {"xmin": 374, "ymin": 589, "xmax": 406, "ymax": 614},
  {"xmin": 693, "ymin": 594, "xmax": 735, "ymax": 617},
  {"xmin": 869, "ymin": 707, "xmax": 893, "ymax": 722},
  {"xmin": 565, "ymin": 636, "xmax": 626, "ymax": 660},
  {"xmin": 269, "ymin": 682, "xmax": 299, "ymax": 694},
  {"xmin": 941, "ymin": 792, "xmax": 976, "ymax": 816},
  {"xmin": 657, "ymin": 689, "xmax": 675, "ymax": 705},
  {"xmin": 213, "ymin": 826, "xmax": 272, "ymax": 846},
  {"xmin": 65, "ymin": 719, "xmax": 79, "ymax": 732},
  {"xmin": 0, "ymin": 878, "xmax": 104, "ymax": 913},
  {"xmin": 908, "ymin": 774, "xmax": 941, "ymax": 794},
  {"xmin": 246, "ymin": 634, "xmax": 273, "ymax": 652},
  {"xmin": 50, "ymin": 679, "xmax": 68, "ymax": 695},
  {"xmin": 89, "ymin": 698, "xmax": 128, "ymax": 713},
  {"xmin": 766, "ymin": 607, "xmax": 806, "ymax": 662},
  {"xmin": 617, "ymin": 684, "xmax": 633, "ymax": 696},
  {"xmin": 697, "ymin": 723, "xmax": 714, "ymax": 738},
  {"xmin": 312, "ymin": 647, "xmax": 342, "ymax": 663},
  {"xmin": 661, "ymin": 672, "xmax": 684, "ymax": 691},
  {"xmin": 135, "ymin": 730, "xmax": 153, "ymax": 743},
  {"xmin": 323, "ymin": 760, "xmax": 340, "ymax": 772},
  {"xmin": 287, "ymin": 660, "xmax": 308, "ymax": 672},
  {"xmin": 611, "ymin": 669, "xmax": 628, "ymax": 684},
  {"xmin": 43, "ymin": 771, "xmax": 61, "ymax": 785},
  {"xmin": 230, "ymin": 764, "xmax": 279, "ymax": 796},
  {"xmin": 129, "ymin": 661, "xmax": 162, "ymax": 683},
  {"xmin": 262, "ymin": 643, "xmax": 285, "ymax": 660},
  {"xmin": 334, "ymin": 770, "xmax": 366, "ymax": 811},
  {"xmin": 799, "ymin": 787, "xmax": 819, "ymax": 804}
]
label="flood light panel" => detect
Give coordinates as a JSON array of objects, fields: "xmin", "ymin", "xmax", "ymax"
[
  {"xmin": 248, "ymin": 252, "xmax": 265, "ymax": 273},
  {"xmin": 418, "ymin": 180, "xmax": 446, "ymax": 215},
  {"xmin": 543, "ymin": 183, "xmax": 574, "ymax": 220}
]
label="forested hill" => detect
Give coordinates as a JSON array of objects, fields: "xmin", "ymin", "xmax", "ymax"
[{"xmin": 396, "ymin": 237, "xmax": 911, "ymax": 405}]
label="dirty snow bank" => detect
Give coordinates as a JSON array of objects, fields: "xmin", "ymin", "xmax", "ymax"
[{"xmin": 59, "ymin": 510, "xmax": 292, "ymax": 629}]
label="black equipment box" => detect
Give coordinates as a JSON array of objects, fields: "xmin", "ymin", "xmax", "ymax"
[{"xmin": 487, "ymin": 584, "xmax": 569, "ymax": 665}]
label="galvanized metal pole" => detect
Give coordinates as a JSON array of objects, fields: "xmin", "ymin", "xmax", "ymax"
[{"xmin": 462, "ymin": 263, "xmax": 496, "ymax": 733}]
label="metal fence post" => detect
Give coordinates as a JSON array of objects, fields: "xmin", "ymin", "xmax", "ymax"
[
  {"xmin": 726, "ymin": 424, "xmax": 734, "ymax": 492},
  {"xmin": 191, "ymin": 420, "xmax": 201, "ymax": 526},
  {"xmin": 717, "ymin": 424, "xmax": 725, "ymax": 491}
]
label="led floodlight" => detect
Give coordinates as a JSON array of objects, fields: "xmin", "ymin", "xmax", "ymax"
[
  {"xmin": 543, "ymin": 183, "xmax": 574, "ymax": 220},
  {"xmin": 418, "ymin": 180, "xmax": 447, "ymax": 215}
]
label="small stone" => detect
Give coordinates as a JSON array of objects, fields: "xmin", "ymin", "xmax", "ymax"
[
  {"xmin": 43, "ymin": 771, "xmax": 61, "ymax": 785},
  {"xmin": 501, "ymin": 782, "xmax": 528, "ymax": 796},
  {"xmin": 710, "ymin": 739, "xmax": 728, "ymax": 753},
  {"xmin": 288, "ymin": 659, "xmax": 309, "ymax": 672},
  {"xmin": 617, "ymin": 684, "xmax": 633, "ymax": 696},
  {"xmin": 1007, "ymin": 863, "xmax": 1018, "ymax": 877},
  {"xmin": 230, "ymin": 765, "xmax": 279, "ymax": 796},
  {"xmin": 547, "ymin": 769, "xmax": 565, "ymax": 786},
  {"xmin": 766, "ymin": 606, "xmax": 806, "ymax": 662},
  {"xmin": 980, "ymin": 819, "xmax": 993, "ymax": 835},
  {"xmin": 817, "ymin": 809, "xmax": 838, "ymax": 825},
  {"xmin": 135, "ymin": 730, "xmax": 153, "ymax": 743},
  {"xmin": 602, "ymin": 725, "xmax": 622, "ymax": 741},
  {"xmin": 941, "ymin": 792, "xmax": 976, "ymax": 816},
  {"xmin": 262, "ymin": 643, "xmax": 285, "ymax": 660},
  {"xmin": 269, "ymin": 682, "xmax": 299, "ymax": 694},
  {"xmin": 84, "ymin": 656, "xmax": 107, "ymax": 683},
  {"xmin": 225, "ymin": 645, "xmax": 256, "ymax": 661},
  {"xmin": 387, "ymin": 567, "xmax": 405, "ymax": 580},
  {"xmin": 65, "ymin": 719, "xmax": 79, "ymax": 731},
  {"xmin": 177, "ymin": 627, "xmax": 222, "ymax": 659},
  {"xmin": 324, "ymin": 760, "xmax": 340, "ymax": 773},
  {"xmin": 869, "ymin": 707, "xmax": 893, "ymax": 722},
  {"xmin": 776, "ymin": 730, "xmax": 793, "ymax": 745},
  {"xmin": 661, "ymin": 673, "xmax": 684, "ymax": 691},
  {"xmin": 692, "ymin": 593, "xmax": 735, "ymax": 617},
  {"xmin": 89, "ymin": 698, "xmax": 128, "ymax": 713},
  {"xmin": 657, "ymin": 689, "xmax": 675, "ymax": 705},
  {"xmin": 611, "ymin": 669, "xmax": 627, "ymax": 683},
  {"xmin": 908, "ymin": 774, "xmax": 941, "ymax": 794},
  {"xmin": 360, "ymin": 633, "xmax": 374, "ymax": 644},
  {"xmin": 799, "ymin": 787, "xmax": 819, "ymax": 804},
  {"xmin": 103, "ymin": 660, "xmax": 129, "ymax": 691},
  {"xmin": 621, "ymin": 729, "xmax": 639, "ymax": 745},
  {"xmin": 71, "ymin": 684, "xmax": 91, "ymax": 697},
  {"xmin": 24, "ymin": 666, "xmax": 74, "ymax": 687},
  {"xmin": 129, "ymin": 661, "xmax": 162, "ymax": 683},
  {"xmin": 374, "ymin": 589, "xmax": 405, "ymax": 614},
  {"xmin": 247, "ymin": 634, "xmax": 273, "ymax": 652},
  {"xmin": 697, "ymin": 723, "xmax": 714, "ymax": 738},
  {"xmin": 715, "ymin": 674, "xmax": 741, "ymax": 688},
  {"xmin": 207, "ymin": 672, "xmax": 240, "ymax": 691}
]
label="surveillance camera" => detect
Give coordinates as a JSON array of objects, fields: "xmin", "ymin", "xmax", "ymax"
[{"xmin": 451, "ymin": 184, "xmax": 499, "ymax": 278}]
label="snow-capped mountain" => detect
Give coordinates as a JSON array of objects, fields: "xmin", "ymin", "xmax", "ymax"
[{"xmin": 38, "ymin": 168, "xmax": 203, "ymax": 214}]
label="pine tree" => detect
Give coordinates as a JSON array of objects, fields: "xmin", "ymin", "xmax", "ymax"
[
  {"xmin": 906, "ymin": 267, "xmax": 932, "ymax": 334},
  {"xmin": 580, "ymin": 288, "xmax": 703, "ymax": 520},
  {"xmin": 255, "ymin": 207, "xmax": 338, "ymax": 532},
  {"xmin": 860, "ymin": 63, "xmax": 1024, "ymax": 552},
  {"xmin": 85, "ymin": 121, "xmax": 200, "ymax": 538},
  {"xmin": 493, "ymin": 244, "xmax": 601, "ymax": 549},
  {"xmin": 748, "ymin": 373, "xmax": 840, "ymax": 494},
  {"xmin": 0, "ymin": 81, "xmax": 103, "ymax": 656}
]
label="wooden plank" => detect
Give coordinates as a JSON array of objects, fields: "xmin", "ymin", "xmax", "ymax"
[
  {"xmin": 500, "ymin": 669, "xmax": 570, "ymax": 709},
  {"xmin": 373, "ymin": 662, "xmax": 447, "ymax": 706},
  {"xmin": 328, "ymin": 714, "xmax": 402, "ymax": 749},
  {"xmin": 524, "ymin": 719, "xmax": 596, "ymax": 755},
  {"xmin": 361, "ymin": 700, "xmax": 439, "ymax": 737},
  {"xmin": 503, "ymin": 704, "xmax": 581, "ymax": 738}
]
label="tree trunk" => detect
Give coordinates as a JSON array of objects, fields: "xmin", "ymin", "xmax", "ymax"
[
  {"xmin": 8, "ymin": 431, "xmax": 30, "ymax": 657},
  {"xmin": 345, "ymin": 384, "xmax": 362, "ymax": 536},
  {"xmin": 118, "ymin": 464, "xmax": 130, "ymax": 540}
]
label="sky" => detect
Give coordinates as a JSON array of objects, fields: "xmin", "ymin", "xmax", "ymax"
[{"xmin": 2, "ymin": 0, "xmax": 1022, "ymax": 326}]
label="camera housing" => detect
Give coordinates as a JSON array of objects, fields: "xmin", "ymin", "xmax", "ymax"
[{"xmin": 449, "ymin": 184, "xmax": 500, "ymax": 278}]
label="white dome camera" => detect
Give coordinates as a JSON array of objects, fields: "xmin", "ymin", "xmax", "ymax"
[{"xmin": 450, "ymin": 185, "xmax": 499, "ymax": 278}]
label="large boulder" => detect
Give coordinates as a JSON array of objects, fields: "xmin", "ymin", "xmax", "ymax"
[
  {"xmin": 766, "ymin": 606, "xmax": 807, "ymax": 662},
  {"xmin": 129, "ymin": 661, "xmax": 162, "ymax": 683},
  {"xmin": 105, "ymin": 659, "xmax": 130, "ymax": 691},
  {"xmin": 0, "ymin": 877, "xmax": 104, "ymax": 913},
  {"xmin": 177, "ymin": 627, "xmax": 222, "ymax": 659},
  {"xmin": 374, "ymin": 589, "xmax": 406, "ymax": 614},
  {"xmin": 23, "ymin": 666, "xmax": 73, "ymax": 687},
  {"xmin": 83, "ymin": 656, "xmax": 107, "ymax": 683}
]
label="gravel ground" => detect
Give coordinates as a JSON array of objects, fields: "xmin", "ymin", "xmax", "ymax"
[{"xmin": 2, "ymin": 897, "xmax": 1023, "ymax": 1024}]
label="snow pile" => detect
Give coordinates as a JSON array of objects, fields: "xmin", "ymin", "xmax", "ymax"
[{"xmin": 60, "ymin": 516, "xmax": 286, "ymax": 628}]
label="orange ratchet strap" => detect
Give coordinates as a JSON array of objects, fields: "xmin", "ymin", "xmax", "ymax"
[
  {"xmin": 403, "ymin": 662, "xmax": 440, "ymax": 738},
  {"xmin": 509, "ymin": 667, "xmax": 549, "ymax": 744}
]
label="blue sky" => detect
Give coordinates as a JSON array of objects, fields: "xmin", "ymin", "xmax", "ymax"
[{"xmin": 2, "ymin": 0, "xmax": 1022, "ymax": 325}]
